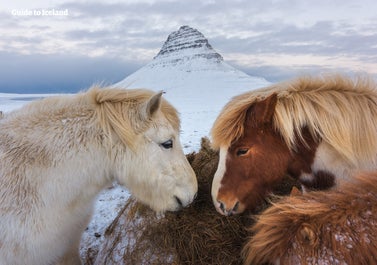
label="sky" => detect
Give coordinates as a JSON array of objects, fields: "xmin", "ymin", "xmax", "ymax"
[{"xmin": 1, "ymin": 0, "xmax": 377, "ymax": 93}]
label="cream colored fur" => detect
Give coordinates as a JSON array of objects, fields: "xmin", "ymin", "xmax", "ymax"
[{"xmin": 0, "ymin": 87, "xmax": 197, "ymax": 265}]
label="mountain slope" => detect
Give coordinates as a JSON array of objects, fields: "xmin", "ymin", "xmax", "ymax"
[{"xmin": 115, "ymin": 25, "xmax": 270, "ymax": 151}]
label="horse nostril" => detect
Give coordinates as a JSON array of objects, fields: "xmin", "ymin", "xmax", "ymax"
[
  {"xmin": 218, "ymin": 200, "xmax": 225, "ymax": 213},
  {"xmin": 174, "ymin": 196, "xmax": 183, "ymax": 207},
  {"xmin": 233, "ymin": 201, "xmax": 240, "ymax": 213},
  {"xmin": 217, "ymin": 200, "xmax": 240, "ymax": 215}
]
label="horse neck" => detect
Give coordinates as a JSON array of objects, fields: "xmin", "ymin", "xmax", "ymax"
[
  {"xmin": 43, "ymin": 96, "xmax": 114, "ymax": 193},
  {"xmin": 42, "ymin": 148, "xmax": 113, "ymax": 203},
  {"xmin": 15, "ymin": 95, "xmax": 113, "ymax": 198},
  {"xmin": 287, "ymin": 127, "xmax": 319, "ymax": 178}
]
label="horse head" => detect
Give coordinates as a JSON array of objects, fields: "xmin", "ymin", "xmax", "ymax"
[
  {"xmin": 211, "ymin": 93, "xmax": 294, "ymax": 215},
  {"xmin": 96, "ymin": 89, "xmax": 198, "ymax": 213}
]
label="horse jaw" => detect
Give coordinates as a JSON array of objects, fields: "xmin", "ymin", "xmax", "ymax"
[{"xmin": 116, "ymin": 114, "xmax": 197, "ymax": 213}]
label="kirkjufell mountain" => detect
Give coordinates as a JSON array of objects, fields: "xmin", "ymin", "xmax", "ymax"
[
  {"xmin": 152, "ymin": 25, "xmax": 224, "ymax": 67},
  {"xmin": 115, "ymin": 25, "xmax": 268, "ymax": 98},
  {"xmin": 115, "ymin": 25, "xmax": 270, "ymax": 150}
]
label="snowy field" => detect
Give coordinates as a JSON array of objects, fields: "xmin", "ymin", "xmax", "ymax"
[{"xmin": 0, "ymin": 80, "xmax": 268, "ymax": 261}]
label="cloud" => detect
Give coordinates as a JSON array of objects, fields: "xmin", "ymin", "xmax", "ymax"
[
  {"xmin": 1, "ymin": 0, "xmax": 377, "ymax": 92},
  {"xmin": 212, "ymin": 20, "xmax": 377, "ymax": 56},
  {"xmin": 0, "ymin": 51, "xmax": 141, "ymax": 93}
]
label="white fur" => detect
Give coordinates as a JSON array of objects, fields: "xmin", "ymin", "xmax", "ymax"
[
  {"xmin": 300, "ymin": 142, "xmax": 377, "ymax": 188},
  {"xmin": 0, "ymin": 90, "xmax": 197, "ymax": 265},
  {"xmin": 211, "ymin": 147, "xmax": 227, "ymax": 213}
]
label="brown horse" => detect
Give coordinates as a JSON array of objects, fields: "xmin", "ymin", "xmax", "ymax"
[
  {"xmin": 243, "ymin": 172, "xmax": 377, "ymax": 265},
  {"xmin": 211, "ymin": 75, "xmax": 377, "ymax": 215}
]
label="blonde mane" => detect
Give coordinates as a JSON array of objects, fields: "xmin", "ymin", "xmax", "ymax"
[
  {"xmin": 90, "ymin": 87, "xmax": 180, "ymax": 150},
  {"xmin": 211, "ymin": 75, "xmax": 377, "ymax": 166}
]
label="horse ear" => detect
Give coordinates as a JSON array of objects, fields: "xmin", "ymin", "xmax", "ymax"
[
  {"xmin": 298, "ymin": 224, "xmax": 317, "ymax": 246},
  {"xmin": 145, "ymin": 91, "xmax": 163, "ymax": 118},
  {"xmin": 251, "ymin": 93, "xmax": 278, "ymax": 124},
  {"xmin": 290, "ymin": 186, "xmax": 302, "ymax": 196}
]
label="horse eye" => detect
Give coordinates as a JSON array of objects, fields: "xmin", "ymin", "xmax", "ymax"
[
  {"xmin": 236, "ymin": 148, "xmax": 249, "ymax": 156},
  {"xmin": 160, "ymin": 139, "xmax": 173, "ymax": 149}
]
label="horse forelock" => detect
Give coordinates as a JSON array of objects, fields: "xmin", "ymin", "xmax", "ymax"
[
  {"xmin": 212, "ymin": 75, "xmax": 377, "ymax": 166},
  {"xmin": 90, "ymin": 87, "xmax": 180, "ymax": 150}
]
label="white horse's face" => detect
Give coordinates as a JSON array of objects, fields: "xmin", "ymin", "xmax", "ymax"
[{"xmin": 114, "ymin": 93, "xmax": 197, "ymax": 213}]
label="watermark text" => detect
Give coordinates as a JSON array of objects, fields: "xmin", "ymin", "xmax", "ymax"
[{"xmin": 11, "ymin": 9, "xmax": 69, "ymax": 17}]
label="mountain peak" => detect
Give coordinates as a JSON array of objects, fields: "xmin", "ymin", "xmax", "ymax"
[
  {"xmin": 115, "ymin": 25, "xmax": 269, "ymax": 94},
  {"xmin": 153, "ymin": 25, "xmax": 223, "ymax": 63}
]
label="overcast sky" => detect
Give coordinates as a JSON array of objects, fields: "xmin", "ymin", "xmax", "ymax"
[{"xmin": 1, "ymin": 0, "xmax": 377, "ymax": 93}]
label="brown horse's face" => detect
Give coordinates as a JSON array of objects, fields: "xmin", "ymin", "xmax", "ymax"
[{"xmin": 212, "ymin": 94, "xmax": 292, "ymax": 215}]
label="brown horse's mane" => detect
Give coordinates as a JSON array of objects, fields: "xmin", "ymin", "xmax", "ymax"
[
  {"xmin": 243, "ymin": 172, "xmax": 377, "ymax": 265},
  {"xmin": 211, "ymin": 75, "xmax": 377, "ymax": 166}
]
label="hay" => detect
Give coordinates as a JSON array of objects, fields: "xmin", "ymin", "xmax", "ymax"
[{"xmin": 92, "ymin": 137, "xmax": 299, "ymax": 265}]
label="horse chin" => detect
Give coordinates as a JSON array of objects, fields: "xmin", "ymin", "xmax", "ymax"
[
  {"xmin": 145, "ymin": 191, "xmax": 196, "ymax": 213},
  {"xmin": 161, "ymin": 196, "xmax": 185, "ymax": 213},
  {"xmin": 169, "ymin": 192, "xmax": 196, "ymax": 212}
]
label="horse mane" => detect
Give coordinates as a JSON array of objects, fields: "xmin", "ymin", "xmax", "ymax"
[
  {"xmin": 89, "ymin": 87, "xmax": 180, "ymax": 150},
  {"xmin": 211, "ymin": 75, "xmax": 377, "ymax": 166},
  {"xmin": 243, "ymin": 172, "xmax": 377, "ymax": 265}
]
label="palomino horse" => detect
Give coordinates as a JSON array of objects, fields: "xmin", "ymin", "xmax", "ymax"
[
  {"xmin": 0, "ymin": 88, "xmax": 197, "ymax": 265},
  {"xmin": 211, "ymin": 75, "xmax": 377, "ymax": 215},
  {"xmin": 244, "ymin": 172, "xmax": 377, "ymax": 265}
]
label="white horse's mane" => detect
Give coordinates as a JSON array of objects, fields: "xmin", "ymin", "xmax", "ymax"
[
  {"xmin": 7, "ymin": 87, "xmax": 180, "ymax": 151},
  {"xmin": 89, "ymin": 87, "xmax": 180, "ymax": 150}
]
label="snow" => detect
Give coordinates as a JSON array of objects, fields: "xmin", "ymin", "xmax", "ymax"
[
  {"xmin": 0, "ymin": 93, "xmax": 59, "ymax": 112},
  {"xmin": 80, "ymin": 184, "xmax": 129, "ymax": 259},
  {"xmin": 115, "ymin": 54, "xmax": 269, "ymax": 153}
]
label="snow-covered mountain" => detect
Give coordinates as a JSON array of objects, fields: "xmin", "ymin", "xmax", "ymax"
[
  {"xmin": 115, "ymin": 25, "xmax": 270, "ymax": 151},
  {"xmin": 116, "ymin": 25, "xmax": 268, "ymax": 98}
]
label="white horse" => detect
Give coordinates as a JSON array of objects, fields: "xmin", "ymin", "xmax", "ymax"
[{"xmin": 0, "ymin": 87, "xmax": 197, "ymax": 265}]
